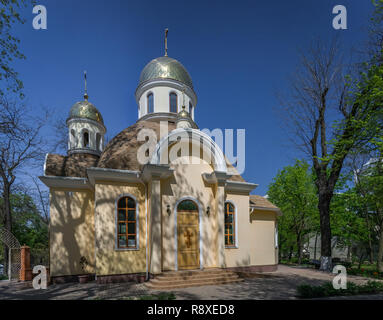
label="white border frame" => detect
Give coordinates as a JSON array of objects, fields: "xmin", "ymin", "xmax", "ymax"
[
  {"xmin": 150, "ymin": 128, "xmax": 228, "ymax": 173},
  {"xmin": 224, "ymin": 200, "xmax": 238, "ymax": 249},
  {"xmin": 115, "ymin": 193, "xmax": 140, "ymax": 251},
  {"xmin": 174, "ymin": 196, "xmax": 203, "ymax": 271}
]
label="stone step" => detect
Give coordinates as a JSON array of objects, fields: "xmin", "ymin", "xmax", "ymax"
[
  {"xmin": 145, "ymin": 269, "xmax": 243, "ymax": 290},
  {"xmin": 150, "ymin": 274, "xmax": 240, "ymax": 285},
  {"xmin": 154, "ymin": 272, "xmax": 238, "ymax": 281},
  {"xmin": 145, "ymin": 277, "xmax": 243, "ymax": 290},
  {"xmin": 156, "ymin": 269, "xmax": 236, "ymax": 278}
]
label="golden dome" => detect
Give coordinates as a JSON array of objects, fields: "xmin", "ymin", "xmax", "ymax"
[
  {"xmin": 138, "ymin": 56, "xmax": 193, "ymax": 89},
  {"xmin": 68, "ymin": 99, "xmax": 104, "ymax": 125}
]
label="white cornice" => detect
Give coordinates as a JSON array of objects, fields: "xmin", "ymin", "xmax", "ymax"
[
  {"xmin": 225, "ymin": 180, "xmax": 258, "ymax": 193},
  {"xmin": 86, "ymin": 167, "xmax": 141, "ymax": 185},
  {"xmin": 135, "ymin": 78, "xmax": 197, "ymax": 107},
  {"xmin": 202, "ymin": 171, "xmax": 232, "ymax": 185},
  {"xmin": 141, "ymin": 164, "xmax": 174, "ymax": 182},
  {"xmin": 250, "ymin": 205, "xmax": 283, "ymax": 216},
  {"xmin": 39, "ymin": 175, "xmax": 92, "ymax": 190},
  {"xmin": 66, "ymin": 117, "xmax": 106, "ymax": 133}
]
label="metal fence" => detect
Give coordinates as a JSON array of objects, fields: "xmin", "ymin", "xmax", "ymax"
[{"xmin": 0, "ymin": 227, "xmax": 21, "ymax": 281}]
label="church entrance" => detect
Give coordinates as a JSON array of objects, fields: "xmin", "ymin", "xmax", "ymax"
[{"xmin": 177, "ymin": 200, "xmax": 200, "ymax": 270}]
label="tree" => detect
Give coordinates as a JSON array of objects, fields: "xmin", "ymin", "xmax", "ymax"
[
  {"xmin": 268, "ymin": 160, "xmax": 319, "ymax": 264},
  {"xmin": 0, "ymin": 0, "xmax": 32, "ymax": 97},
  {"xmin": 278, "ymin": 32, "xmax": 383, "ymax": 270},
  {"xmin": 0, "ymin": 97, "xmax": 46, "ymax": 267}
]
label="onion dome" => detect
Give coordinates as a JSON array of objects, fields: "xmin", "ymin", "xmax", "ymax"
[
  {"xmin": 67, "ymin": 98, "xmax": 104, "ymax": 125},
  {"xmin": 138, "ymin": 56, "xmax": 193, "ymax": 89}
]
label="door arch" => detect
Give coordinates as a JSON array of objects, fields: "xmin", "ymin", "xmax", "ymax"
[{"xmin": 174, "ymin": 197, "xmax": 202, "ymax": 270}]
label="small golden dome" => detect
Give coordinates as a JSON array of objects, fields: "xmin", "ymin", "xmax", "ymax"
[
  {"xmin": 177, "ymin": 105, "xmax": 190, "ymax": 119},
  {"xmin": 68, "ymin": 99, "xmax": 104, "ymax": 125}
]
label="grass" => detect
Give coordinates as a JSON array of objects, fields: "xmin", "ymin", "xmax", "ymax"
[{"xmin": 297, "ymin": 280, "xmax": 383, "ymax": 299}]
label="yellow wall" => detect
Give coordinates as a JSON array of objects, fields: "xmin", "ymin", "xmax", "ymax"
[
  {"xmin": 94, "ymin": 182, "xmax": 147, "ymax": 275},
  {"xmin": 224, "ymin": 196, "xmax": 277, "ymax": 267},
  {"xmin": 49, "ymin": 189, "xmax": 95, "ymax": 277},
  {"xmin": 161, "ymin": 155, "xmax": 218, "ymax": 271}
]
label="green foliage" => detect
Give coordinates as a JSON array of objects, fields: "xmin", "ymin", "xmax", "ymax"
[
  {"xmin": 297, "ymin": 280, "xmax": 383, "ymax": 298},
  {"xmin": 0, "ymin": 192, "xmax": 48, "ymax": 262},
  {"xmin": 330, "ymin": 189, "xmax": 369, "ymax": 248},
  {"xmin": 0, "ymin": 0, "xmax": 33, "ymax": 97},
  {"xmin": 8, "ymin": 193, "xmax": 48, "ymax": 248},
  {"xmin": 268, "ymin": 160, "xmax": 319, "ymax": 260},
  {"xmin": 347, "ymin": 267, "xmax": 383, "ymax": 279}
]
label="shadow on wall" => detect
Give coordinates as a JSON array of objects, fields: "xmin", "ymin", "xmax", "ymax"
[
  {"xmin": 160, "ymin": 158, "xmax": 217, "ymax": 271},
  {"xmin": 50, "ymin": 190, "xmax": 93, "ymax": 276},
  {"xmin": 94, "ymin": 183, "xmax": 146, "ymax": 276}
]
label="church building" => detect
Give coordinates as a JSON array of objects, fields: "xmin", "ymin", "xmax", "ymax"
[{"xmin": 40, "ymin": 38, "xmax": 281, "ymax": 284}]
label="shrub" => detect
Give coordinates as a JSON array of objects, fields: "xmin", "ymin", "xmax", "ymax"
[
  {"xmin": 297, "ymin": 281, "xmax": 383, "ymax": 298},
  {"xmin": 0, "ymin": 274, "xmax": 8, "ymax": 281}
]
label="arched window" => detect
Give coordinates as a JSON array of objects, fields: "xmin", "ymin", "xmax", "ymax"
[
  {"xmin": 189, "ymin": 102, "xmax": 194, "ymax": 119},
  {"xmin": 177, "ymin": 199, "xmax": 198, "ymax": 211},
  {"xmin": 147, "ymin": 93, "xmax": 154, "ymax": 113},
  {"xmin": 83, "ymin": 131, "xmax": 89, "ymax": 148},
  {"xmin": 169, "ymin": 92, "xmax": 178, "ymax": 113},
  {"xmin": 96, "ymin": 133, "xmax": 101, "ymax": 151},
  {"xmin": 70, "ymin": 129, "xmax": 76, "ymax": 148},
  {"xmin": 224, "ymin": 202, "xmax": 236, "ymax": 247},
  {"xmin": 117, "ymin": 196, "xmax": 137, "ymax": 249}
]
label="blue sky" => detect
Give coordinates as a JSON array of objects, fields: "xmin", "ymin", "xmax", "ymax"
[{"xmin": 11, "ymin": 0, "xmax": 374, "ymax": 195}]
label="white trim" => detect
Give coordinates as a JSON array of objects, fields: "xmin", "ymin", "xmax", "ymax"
[
  {"xmin": 66, "ymin": 118, "xmax": 106, "ymax": 134},
  {"xmin": 224, "ymin": 200, "xmax": 238, "ymax": 249},
  {"xmin": 174, "ymin": 196, "xmax": 203, "ymax": 271},
  {"xmin": 275, "ymin": 221, "xmax": 278, "ymax": 249},
  {"xmin": 250, "ymin": 205, "xmax": 283, "ymax": 216},
  {"xmin": 225, "ymin": 180, "xmax": 258, "ymax": 193},
  {"xmin": 39, "ymin": 175, "xmax": 92, "ymax": 190},
  {"xmin": 87, "ymin": 167, "xmax": 141, "ymax": 185},
  {"xmin": 150, "ymin": 128, "xmax": 228, "ymax": 173},
  {"xmin": 115, "ymin": 193, "xmax": 140, "ymax": 251},
  {"xmin": 135, "ymin": 78, "xmax": 197, "ymax": 108},
  {"xmin": 43, "ymin": 153, "xmax": 48, "ymax": 175}
]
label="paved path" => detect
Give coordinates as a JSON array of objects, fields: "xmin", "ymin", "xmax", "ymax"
[{"xmin": 0, "ymin": 265, "xmax": 382, "ymax": 300}]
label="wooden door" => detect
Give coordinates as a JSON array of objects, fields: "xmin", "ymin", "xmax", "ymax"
[{"xmin": 177, "ymin": 210, "xmax": 199, "ymax": 270}]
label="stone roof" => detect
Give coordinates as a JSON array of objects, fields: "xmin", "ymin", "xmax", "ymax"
[
  {"xmin": 98, "ymin": 120, "xmax": 176, "ymax": 171},
  {"xmin": 44, "ymin": 119, "xmax": 246, "ymax": 183},
  {"xmin": 249, "ymin": 195, "xmax": 279, "ymax": 210},
  {"xmin": 45, "ymin": 153, "xmax": 99, "ymax": 178}
]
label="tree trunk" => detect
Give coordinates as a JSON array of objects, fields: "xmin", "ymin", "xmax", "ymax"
[
  {"xmin": 347, "ymin": 244, "xmax": 352, "ymax": 263},
  {"xmin": 297, "ymin": 234, "xmax": 302, "ymax": 264},
  {"xmin": 288, "ymin": 245, "xmax": 293, "ymax": 261},
  {"xmin": 358, "ymin": 252, "xmax": 365, "ymax": 270},
  {"xmin": 314, "ymin": 233, "xmax": 318, "ymax": 260},
  {"xmin": 365, "ymin": 208, "xmax": 374, "ymax": 264},
  {"xmin": 377, "ymin": 219, "xmax": 383, "ymax": 272},
  {"xmin": 318, "ymin": 192, "xmax": 332, "ymax": 271}
]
